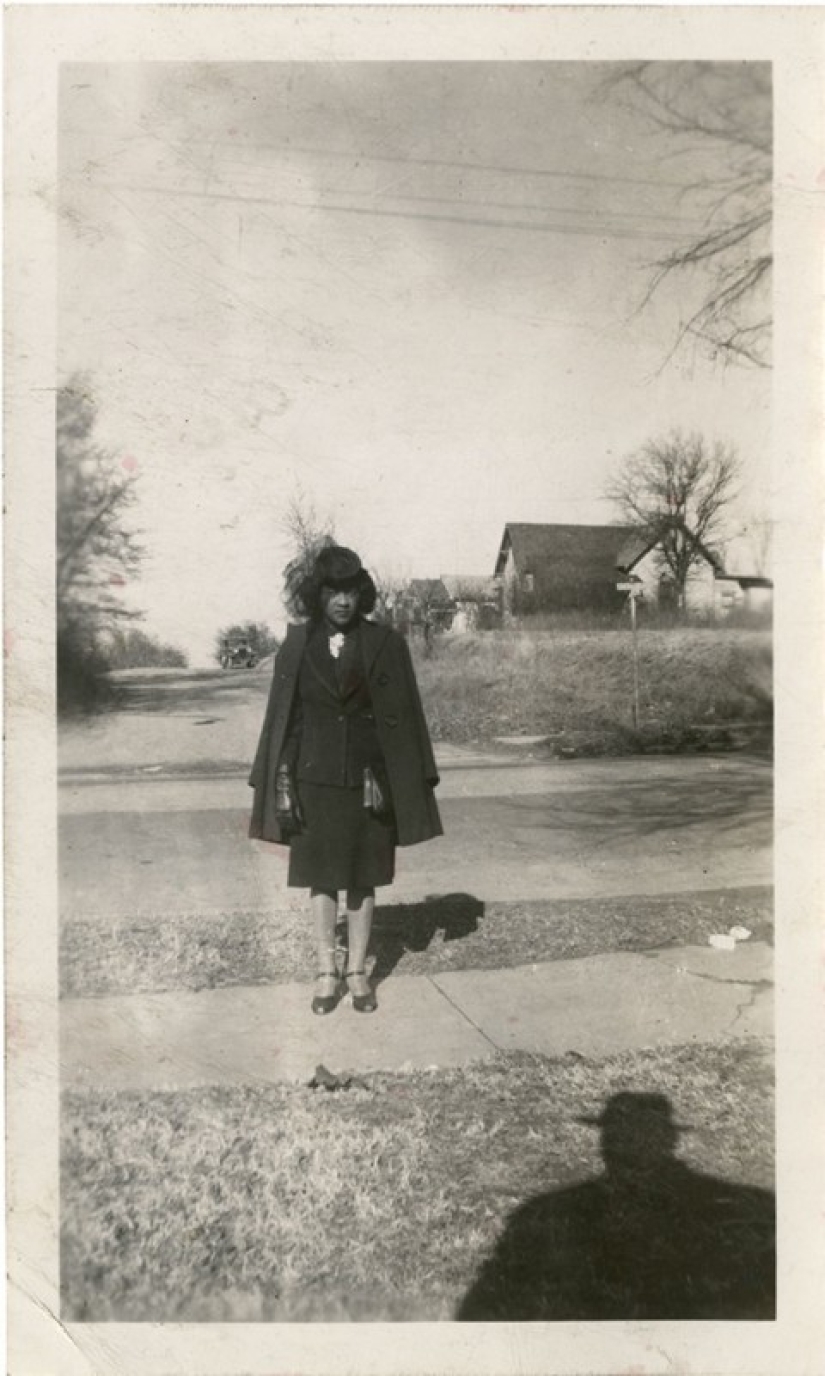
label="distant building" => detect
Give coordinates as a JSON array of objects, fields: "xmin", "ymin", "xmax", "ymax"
[
  {"xmin": 713, "ymin": 574, "xmax": 773, "ymax": 618},
  {"xmin": 389, "ymin": 578, "xmax": 456, "ymax": 633},
  {"xmin": 495, "ymin": 523, "xmax": 641, "ymax": 617},
  {"xmin": 440, "ymin": 575, "xmax": 502, "ymax": 632},
  {"xmin": 494, "ymin": 521, "xmax": 729, "ymax": 619},
  {"xmin": 385, "ymin": 575, "xmax": 502, "ymax": 636},
  {"xmin": 616, "ymin": 529, "xmax": 724, "ymax": 616}
]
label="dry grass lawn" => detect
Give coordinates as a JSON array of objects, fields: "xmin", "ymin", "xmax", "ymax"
[
  {"xmin": 415, "ymin": 627, "xmax": 772, "ymax": 746},
  {"xmin": 61, "ymin": 887, "xmax": 773, "ymax": 1000},
  {"xmin": 61, "ymin": 1038, "xmax": 773, "ymax": 1323}
]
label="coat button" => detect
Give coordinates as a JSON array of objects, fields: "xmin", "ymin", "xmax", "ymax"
[
  {"xmin": 376, "ymin": 672, "xmax": 390, "ymax": 686},
  {"xmin": 385, "ymin": 714, "xmax": 398, "ymax": 728}
]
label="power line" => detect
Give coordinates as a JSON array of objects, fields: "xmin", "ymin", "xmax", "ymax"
[
  {"xmin": 180, "ymin": 137, "xmax": 698, "ymax": 192},
  {"xmin": 316, "ymin": 186, "xmax": 705, "ymax": 230},
  {"xmin": 288, "ymin": 197, "xmax": 691, "ymax": 244},
  {"xmin": 61, "ymin": 127, "xmax": 703, "ymax": 195},
  {"xmin": 118, "ymin": 163, "xmax": 702, "ymax": 230},
  {"xmin": 62, "ymin": 162, "xmax": 704, "ymax": 232},
  {"xmin": 85, "ymin": 180, "xmax": 700, "ymax": 245}
]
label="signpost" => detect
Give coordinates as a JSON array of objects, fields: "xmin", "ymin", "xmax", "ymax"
[{"xmin": 617, "ymin": 581, "xmax": 642, "ymax": 728}]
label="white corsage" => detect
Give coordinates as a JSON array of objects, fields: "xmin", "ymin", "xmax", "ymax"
[{"xmin": 328, "ymin": 632, "xmax": 345, "ymax": 659}]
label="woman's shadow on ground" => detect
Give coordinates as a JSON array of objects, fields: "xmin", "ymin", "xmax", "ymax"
[
  {"xmin": 458, "ymin": 1091, "xmax": 775, "ymax": 1321},
  {"xmin": 367, "ymin": 893, "xmax": 484, "ymax": 984}
]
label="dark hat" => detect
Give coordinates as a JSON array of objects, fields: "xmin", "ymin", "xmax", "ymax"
[
  {"xmin": 287, "ymin": 542, "xmax": 377, "ymax": 620},
  {"xmin": 312, "ymin": 545, "xmax": 364, "ymax": 587},
  {"xmin": 578, "ymin": 1093, "xmax": 691, "ymax": 1132}
]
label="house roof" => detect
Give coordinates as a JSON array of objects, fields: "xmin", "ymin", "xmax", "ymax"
[
  {"xmin": 495, "ymin": 523, "xmax": 640, "ymax": 581},
  {"xmin": 617, "ymin": 523, "xmax": 726, "ymax": 575},
  {"xmin": 616, "ymin": 531, "xmax": 654, "ymax": 569},
  {"xmin": 495, "ymin": 522, "xmax": 727, "ymax": 585},
  {"xmin": 715, "ymin": 574, "xmax": 773, "ymax": 589},
  {"xmin": 440, "ymin": 574, "xmax": 499, "ymax": 600},
  {"xmin": 406, "ymin": 578, "xmax": 455, "ymax": 607}
]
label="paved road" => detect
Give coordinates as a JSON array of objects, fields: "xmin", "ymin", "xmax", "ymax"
[{"xmin": 60, "ymin": 750, "xmax": 772, "ymax": 917}]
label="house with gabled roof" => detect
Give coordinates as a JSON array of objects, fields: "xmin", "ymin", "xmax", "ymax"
[
  {"xmin": 494, "ymin": 521, "xmax": 727, "ymax": 619},
  {"xmin": 495, "ymin": 523, "xmax": 639, "ymax": 617}
]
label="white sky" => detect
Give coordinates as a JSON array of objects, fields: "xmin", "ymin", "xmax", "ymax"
[{"xmin": 59, "ymin": 62, "xmax": 772, "ymax": 665}]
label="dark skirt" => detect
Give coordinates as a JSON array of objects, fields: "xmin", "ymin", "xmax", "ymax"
[{"xmin": 287, "ymin": 782, "xmax": 396, "ymax": 891}]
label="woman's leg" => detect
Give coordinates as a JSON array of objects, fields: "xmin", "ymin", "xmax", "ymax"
[
  {"xmin": 345, "ymin": 888, "xmax": 374, "ymax": 972},
  {"xmin": 310, "ymin": 889, "xmax": 340, "ymax": 1011},
  {"xmin": 311, "ymin": 888, "xmax": 338, "ymax": 954},
  {"xmin": 345, "ymin": 889, "xmax": 377, "ymax": 1010},
  {"xmin": 311, "ymin": 888, "xmax": 339, "ymax": 970}
]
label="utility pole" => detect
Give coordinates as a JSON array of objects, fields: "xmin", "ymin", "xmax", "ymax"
[{"xmin": 617, "ymin": 581, "xmax": 642, "ymax": 729}]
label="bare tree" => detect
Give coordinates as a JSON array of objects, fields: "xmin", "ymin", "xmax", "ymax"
[
  {"xmin": 280, "ymin": 483, "xmax": 336, "ymax": 565},
  {"xmin": 57, "ymin": 374, "xmax": 145, "ymax": 711},
  {"xmin": 370, "ymin": 561, "xmax": 412, "ymax": 624},
  {"xmin": 279, "ymin": 483, "xmax": 337, "ymax": 619},
  {"xmin": 57, "ymin": 373, "xmax": 143, "ymax": 625},
  {"xmin": 605, "ymin": 62, "xmax": 771, "ymax": 368},
  {"xmin": 607, "ymin": 431, "xmax": 740, "ymax": 609}
]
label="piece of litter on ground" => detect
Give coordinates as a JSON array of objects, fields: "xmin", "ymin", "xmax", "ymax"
[
  {"xmin": 143, "ymin": 765, "xmax": 163, "ymax": 773},
  {"xmin": 708, "ymin": 933, "xmax": 737, "ymax": 951},
  {"xmin": 729, "ymin": 925, "xmax": 752, "ymax": 941},
  {"xmin": 308, "ymin": 1064, "xmax": 368, "ymax": 1092}
]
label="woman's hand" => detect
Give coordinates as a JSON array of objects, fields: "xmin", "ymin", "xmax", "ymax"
[
  {"xmin": 275, "ymin": 764, "xmax": 304, "ymax": 835},
  {"xmin": 363, "ymin": 765, "xmax": 391, "ymax": 818}
]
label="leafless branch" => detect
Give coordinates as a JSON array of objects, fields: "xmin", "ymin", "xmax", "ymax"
[{"xmin": 601, "ymin": 62, "xmax": 772, "ymax": 368}]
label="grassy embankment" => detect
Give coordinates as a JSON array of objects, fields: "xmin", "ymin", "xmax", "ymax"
[{"xmin": 413, "ymin": 626, "xmax": 772, "ymax": 753}]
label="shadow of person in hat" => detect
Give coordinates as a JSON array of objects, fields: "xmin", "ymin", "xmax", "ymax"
[
  {"xmin": 368, "ymin": 892, "xmax": 485, "ymax": 985},
  {"xmin": 457, "ymin": 1091, "xmax": 775, "ymax": 1321}
]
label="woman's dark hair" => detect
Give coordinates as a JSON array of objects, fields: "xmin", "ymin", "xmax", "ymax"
[{"xmin": 292, "ymin": 545, "xmax": 377, "ymax": 621}]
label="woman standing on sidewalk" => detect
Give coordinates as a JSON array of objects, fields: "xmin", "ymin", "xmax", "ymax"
[{"xmin": 249, "ymin": 545, "xmax": 442, "ymax": 1015}]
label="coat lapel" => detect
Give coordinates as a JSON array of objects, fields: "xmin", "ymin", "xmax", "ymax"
[
  {"xmin": 359, "ymin": 619, "xmax": 391, "ymax": 680},
  {"xmin": 283, "ymin": 622, "xmax": 309, "ymax": 666},
  {"xmin": 303, "ymin": 625, "xmax": 340, "ymax": 698},
  {"xmin": 279, "ymin": 618, "xmax": 390, "ymax": 702},
  {"xmin": 336, "ymin": 624, "xmax": 370, "ymax": 700}
]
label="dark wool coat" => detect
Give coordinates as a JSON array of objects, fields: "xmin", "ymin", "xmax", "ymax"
[{"xmin": 249, "ymin": 620, "xmax": 443, "ymax": 847}]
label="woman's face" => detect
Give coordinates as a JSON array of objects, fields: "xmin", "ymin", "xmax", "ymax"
[{"xmin": 321, "ymin": 581, "xmax": 359, "ymax": 630}]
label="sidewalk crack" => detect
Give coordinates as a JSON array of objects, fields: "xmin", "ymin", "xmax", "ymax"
[
  {"xmin": 426, "ymin": 975, "xmax": 502, "ymax": 1053},
  {"xmin": 726, "ymin": 983, "xmax": 771, "ymax": 1036},
  {"xmin": 640, "ymin": 950, "xmax": 772, "ymax": 988}
]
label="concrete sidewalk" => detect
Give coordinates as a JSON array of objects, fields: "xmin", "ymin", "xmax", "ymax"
[{"xmin": 61, "ymin": 939, "xmax": 772, "ymax": 1093}]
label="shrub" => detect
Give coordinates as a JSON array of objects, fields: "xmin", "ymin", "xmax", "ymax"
[
  {"xmin": 57, "ymin": 620, "xmax": 118, "ymax": 715},
  {"xmin": 104, "ymin": 629, "xmax": 188, "ymax": 670}
]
